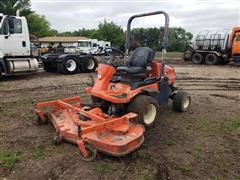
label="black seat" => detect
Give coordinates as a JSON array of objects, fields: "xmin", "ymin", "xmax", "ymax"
[{"xmin": 116, "ymin": 47, "xmax": 155, "ymax": 74}]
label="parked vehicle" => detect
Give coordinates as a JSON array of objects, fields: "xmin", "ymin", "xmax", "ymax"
[
  {"xmin": 0, "ymin": 13, "xmax": 40, "ymax": 78},
  {"xmin": 184, "ymin": 27, "xmax": 240, "ymax": 65},
  {"xmin": 41, "ymin": 48, "xmax": 98, "ymax": 74},
  {"xmin": 35, "ymin": 11, "xmax": 191, "ymax": 161},
  {"xmin": 74, "ymin": 39, "xmax": 111, "ymax": 54}
]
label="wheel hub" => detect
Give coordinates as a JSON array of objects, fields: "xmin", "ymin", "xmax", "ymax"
[
  {"xmin": 66, "ymin": 59, "xmax": 77, "ymax": 71},
  {"xmin": 87, "ymin": 59, "xmax": 95, "ymax": 70},
  {"xmin": 143, "ymin": 104, "xmax": 157, "ymax": 125}
]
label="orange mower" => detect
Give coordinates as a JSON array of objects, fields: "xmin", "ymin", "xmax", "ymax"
[{"xmin": 34, "ymin": 11, "xmax": 191, "ymax": 161}]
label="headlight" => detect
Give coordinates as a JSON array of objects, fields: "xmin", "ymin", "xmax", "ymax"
[{"xmin": 98, "ymin": 74, "xmax": 102, "ymax": 79}]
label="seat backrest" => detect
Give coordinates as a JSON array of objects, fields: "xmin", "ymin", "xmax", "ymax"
[{"xmin": 128, "ymin": 47, "xmax": 155, "ymax": 67}]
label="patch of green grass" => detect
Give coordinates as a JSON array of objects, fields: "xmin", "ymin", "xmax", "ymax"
[
  {"xmin": 137, "ymin": 163, "xmax": 157, "ymax": 180},
  {"xmin": 200, "ymin": 118, "xmax": 240, "ymax": 135},
  {"xmin": 179, "ymin": 164, "xmax": 192, "ymax": 175},
  {"xmin": 193, "ymin": 149, "xmax": 202, "ymax": 161},
  {"xmin": 32, "ymin": 148, "xmax": 46, "ymax": 159},
  {"xmin": 155, "ymin": 51, "xmax": 183, "ymax": 58},
  {"xmin": 210, "ymin": 175, "xmax": 224, "ymax": 180},
  {"xmin": 166, "ymin": 139, "xmax": 176, "ymax": 146},
  {"xmin": 235, "ymin": 176, "xmax": 240, "ymax": 180},
  {"xmin": 95, "ymin": 161, "xmax": 114, "ymax": 177},
  {"xmin": 0, "ymin": 151, "xmax": 21, "ymax": 169}
]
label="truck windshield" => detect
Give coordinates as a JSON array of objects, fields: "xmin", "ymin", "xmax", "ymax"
[
  {"xmin": 0, "ymin": 17, "xmax": 2, "ymax": 23},
  {"xmin": 78, "ymin": 41, "xmax": 92, "ymax": 47}
]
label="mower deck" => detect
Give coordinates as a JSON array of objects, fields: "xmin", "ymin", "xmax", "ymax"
[{"xmin": 35, "ymin": 96, "xmax": 144, "ymax": 159}]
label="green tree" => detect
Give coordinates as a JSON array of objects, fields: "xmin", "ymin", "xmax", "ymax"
[
  {"xmin": 0, "ymin": 0, "xmax": 58, "ymax": 37},
  {"xmin": 26, "ymin": 13, "xmax": 57, "ymax": 37},
  {"xmin": 132, "ymin": 27, "xmax": 193, "ymax": 52},
  {"xmin": 91, "ymin": 20, "xmax": 125, "ymax": 48},
  {"xmin": 58, "ymin": 28, "xmax": 96, "ymax": 37},
  {"xmin": 0, "ymin": 0, "xmax": 32, "ymax": 16}
]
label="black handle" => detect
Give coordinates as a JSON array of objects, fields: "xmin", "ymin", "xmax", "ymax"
[{"xmin": 22, "ymin": 41, "xmax": 26, "ymax": 47}]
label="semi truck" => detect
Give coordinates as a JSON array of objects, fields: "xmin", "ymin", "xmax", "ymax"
[
  {"xmin": 0, "ymin": 13, "xmax": 40, "ymax": 78},
  {"xmin": 184, "ymin": 27, "xmax": 240, "ymax": 65},
  {"xmin": 41, "ymin": 39, "xmax": 112, "ymax": 74}
]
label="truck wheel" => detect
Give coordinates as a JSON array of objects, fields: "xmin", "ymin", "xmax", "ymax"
[
  {"xmin": 127, "ymin": 95, "xmax": 160, "ymax": 128},
  {"xmin": 43, "ymin": 62, "xmax": 56, "ymax": 72},
  {"xmin": 192, "ymin": 53, "xmax": 203, "ymax": 64},
  {"xmin": 81, "ymin": 57, "xmax": 98, "ymax": 73},
  {"xmin": 0, "ymin": 68, "xmax": 2, "ymax": 80},
  {"xmin": 172, "ymin": 91, "xmax": 191, "ymax": 112},
  {"xmin": 205, "ymin": 53, "xmax": 220, "ymax": 65},
  {"xmin": 60, "ymin": 57, "xmax": 78, "ymax": 74}
]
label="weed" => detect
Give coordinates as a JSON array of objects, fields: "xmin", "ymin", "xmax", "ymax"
[
  {"xmin": 179, "ymin": 164, "xmax": 192, "ymax": 175},
  {"xmin": 137, "ymin": 163, "xmax": 157, "ymax": 180},
  {"xmin": 0, "ymin": 151, "xmax": 21, "ymax": 169},
  {"xmin": 32, "ymin": 148, "xmax": 46, "ymax": 159},
  {"xmin": 95, "ymin": 161, "xmax": 114, "ymax": 177},
  {"xmin": 193, "ymin": 149, "xmax": 202, "ymax": 161},
  {"xmin": 166, "ymin": 139, "xmax": 176, "ymax": 146},
  {"xmin": 235, "ymin": 176, "xmax": 240, "ymax": 180},
  {"xmin": 200, "ymin": 118, "xmax": 240, "ymax": 135}
]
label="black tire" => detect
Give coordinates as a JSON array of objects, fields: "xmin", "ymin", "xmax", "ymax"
[
  {"xmin": 205, "ymin": 53, "xmax": 220, "ymax": 65},
  {"xmin": 172, "ymin": 91, "xmax": 191, "ymax": 112},
  {"xmin": 192, "ymin": 53, "xmax": 204, "ymax": 64},
  {"xmin": 0, "ymin": 67, "xmax": 2, "ymax": 80},
  {"xmin": 79, "ymin": 144, "xmax": 97, "ymax": 162},
  {"xmin": 35, "ymin": 114, "xmax": 48, "ymax": 125},
  {"xmin": 52, "ymin": 134, "xmax": 62, "ymax": 145},
  {"xmin": 43, "ymin": 61, "xmax": 56, "ymax": 72},
  {"xmin": 127, "ymin": 95, "xmax": 160, "ymax": 128},
  {"xmin": 59, "ymin": 57, "xmax": 78, "ymax": 74},
  {"xmin": 91, "ymin": 96, "xmax": 109, "ymax": 113},
  {"xmin": 81, "ymin": 57, "xmax": 98, "ymax": 73}
]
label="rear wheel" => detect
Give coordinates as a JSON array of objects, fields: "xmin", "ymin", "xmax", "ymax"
[
  {"xmin": 81, "ymin": 57, "xmax": 98, "ymax": 73},
  {"xmin": 192, "ymin": 53, "xmax": 203, "ymax": 64},
  {"xmin": 127, "ymin": 95, "xmax": 160, "ymax": 128},
  {"xmin": 172, "ymin": 91, "xmax": 191, "ymax": 112},
  {"xmin": 205, "ymin": 53, "xmax": 220, "ymax": 65},
  {"xmin": 59, "ymin": 57, "xmax": 78, "ymax": 74}
]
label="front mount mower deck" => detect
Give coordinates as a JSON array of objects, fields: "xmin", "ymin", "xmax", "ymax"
[{"xmin": 35, "ymin": 96, "xmax": 144, "ymax": 161}]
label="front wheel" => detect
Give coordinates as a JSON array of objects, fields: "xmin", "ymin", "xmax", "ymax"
[
  {"xmin": 172, "ymin": 91, "xmax": 191, "ymax": 112},
  {"xmin": 127, "ymin": 95, "xmax": 160, "ymax": 128},
  {"xmin": 79, "ymin": 144, "xmax": 97, "ymax": 161}
]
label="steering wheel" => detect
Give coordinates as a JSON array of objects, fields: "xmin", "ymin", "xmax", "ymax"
[
  {"xmin": 99, "ymin": 47, "xmax": 125, "ymax": 67},
  {"xmin": 104, "ymin": 47, "xmax": 124, "ymax": 58}
]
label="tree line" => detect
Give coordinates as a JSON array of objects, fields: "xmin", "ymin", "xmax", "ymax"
[{"xmin": 1, "ymin": 0, "xmax": 193, "ymax": 52}]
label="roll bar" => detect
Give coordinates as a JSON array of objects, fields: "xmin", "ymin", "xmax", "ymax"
[{"xmin": 124, "ymin": 11, "xmax": 170, "ymax": 60}]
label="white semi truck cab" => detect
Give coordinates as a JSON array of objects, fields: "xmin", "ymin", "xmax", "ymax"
[{"xmin": 0, "ymin": 13, "xmax": 39, "ymax": 77}]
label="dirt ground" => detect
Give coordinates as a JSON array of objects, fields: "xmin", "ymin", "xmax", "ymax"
[{"xmin": 0, "ymin": 59, "xmax": 239, "ymax": 180}]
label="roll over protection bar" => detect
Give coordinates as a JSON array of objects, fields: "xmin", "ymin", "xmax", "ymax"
[{"xmin": 124, "ymin": 11, "xmax": 170, "ymax": 61}]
